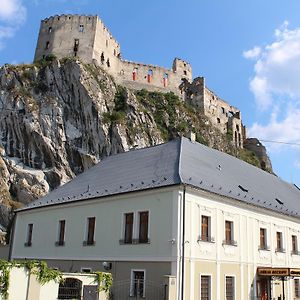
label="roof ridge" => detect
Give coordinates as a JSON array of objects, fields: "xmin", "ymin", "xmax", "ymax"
[{"xmin": 178, "ymin": 137, "xmax": 184, "ymax": 183}]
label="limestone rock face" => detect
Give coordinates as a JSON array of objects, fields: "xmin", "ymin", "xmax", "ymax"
[
  {"xmin": 0, "ymin": 59, "xmax": 272, "ymax": 228},
  {"xmin": 244, "ymin": 138, "xmax": 273, "ymax": 173}
]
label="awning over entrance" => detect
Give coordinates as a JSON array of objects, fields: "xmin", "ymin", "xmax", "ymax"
[{"xmin": 257, "ymin": 267, "xmax": 300, "ymax": 277}]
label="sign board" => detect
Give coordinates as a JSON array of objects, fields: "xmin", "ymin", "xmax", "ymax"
[
  {"xmin": 257, "ymin": 268, "xmax": 300, "ymax": 277},
  {"xmin": 290, "ymin": 269, "xmax": 300, "ymax": 277},
  {"xmin": 257, "ymin": 268, "xmax": 289, "ymax": 276}
]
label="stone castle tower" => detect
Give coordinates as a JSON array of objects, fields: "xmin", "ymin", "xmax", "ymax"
[{"xmin": 34, "ymin": 14, "xmax": 245, "ymax": 148}]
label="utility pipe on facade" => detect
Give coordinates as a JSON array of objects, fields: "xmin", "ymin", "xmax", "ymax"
[{"xmin": 181, "ymin": 185, "xmax": 186, "ymax": 300}]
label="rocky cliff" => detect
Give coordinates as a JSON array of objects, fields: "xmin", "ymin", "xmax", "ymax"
[{"xmin": 0, "ymin": 58, "xmax": 272, "ymax": 228}]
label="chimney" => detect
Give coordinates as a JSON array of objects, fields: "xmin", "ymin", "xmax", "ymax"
[{"xmin": 187, "ymin": 131, "xmax": 196, "ymax": 143}]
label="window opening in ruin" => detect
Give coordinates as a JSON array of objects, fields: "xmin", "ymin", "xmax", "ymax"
[
  {"xmin": 228, "ymin": 111, "xmax": 234, "ymax": 117},
  {"xmin": 114, "ymin": 49, "xmax": 116, "ymax": 56},
  {"xmin": 79, "ymin": 24, "xmax": 84, "ymax": 32},
  {"xmin": 217, "ymin": 118, "xmax": 220, "ymax": 124},
  {"xmin": 48, "ymin": 27, "xmax": 52, "ymax": 33},
  {"xmin": 238, "ymin": 133, "xmax": 241, "ymax": 146},
  {"xmin": 101, "ymin": 52, "xmax": 105, "ymax": 64},
  {"xmin": 45, "ymin": 41, "xmax": 50, "ymax": 50},
  {"xmin": 234, "ymin": 131, "xmax": 237, "ymax": 146},
  {"xmin": 69, "ymin": 16, "xmax": 71, "ymax": 20},
  {"xmin": 107, "ymin": 59, "xmax": 110, "ymax": 68},
  {"xmin": 106, "ymin": 40, "xmax": 108, "ymax": 47},
  {"xmin": 147, "ymin": 69, "xmax": 153, "ymax": 83},
  {"xmin": 120, "ymin": 69, "xmax": 124, "ymax": 75},
  {"xmin": 183, "ymin": 70, "xmax": 187, "ymax": 75},
  {"xmin": 222, "ymin": 107, "xmax": 225, "ymax": 114},
  {"xmin": 236, "ymin": 124, "xmax": 240, "ymax": 132},
  {"xmin": 184, "ymin": 63, "xmax": 187, "ymax": 67},
  {"xmin": 163, "ymin": 73, "xmax": 169, "ymax": 87},
  {"xmin": 132, "ymin": 68, "xmax": 138, "ymax": 81},
  {"xmin": 74, "ymin": 39, "xmax": 79, "ymax": 56}
]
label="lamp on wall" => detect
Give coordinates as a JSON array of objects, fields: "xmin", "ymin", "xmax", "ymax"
[{"xmin": 102, "ymin": 261, "xmax": 112, "ymax": 271}]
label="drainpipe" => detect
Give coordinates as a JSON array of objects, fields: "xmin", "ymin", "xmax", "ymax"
[
  {"xmin": 8, "ymin": 213, "xmax": 16, "ymax": 261},
  {"xmin": 181, "ymin": 185, "xmax": 186, "ymax": 300}
]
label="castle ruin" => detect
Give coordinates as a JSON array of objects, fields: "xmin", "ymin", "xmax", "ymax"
[{"xmin": 34, "ymin": 14, "xmax": 245, "ymax": 148}]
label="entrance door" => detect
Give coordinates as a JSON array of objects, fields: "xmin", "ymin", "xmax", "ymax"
[{"xmin": 257, "ymin": 279, "xmax": 269, "ymax": 300}]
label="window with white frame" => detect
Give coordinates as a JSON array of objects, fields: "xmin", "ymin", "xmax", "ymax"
[
  {"xmin": 130, "ymin": 270, "xmax": 145, "ymax": 297},
  {"xmin": 200, "ymin": 215, "xmax": 212, "ymax": 242},
  {"xmin": 138, "ymin": 211, "xmax": 149, "ymax": 243},
  {"xmin": 276, "ymin": 231, "xmax": 284, "ymax": 252},
  {"xmin": 200, "ymin": 275, "xmax": 211, "ymax": 300},
  {"xmin": 295, "ymin": 278, "xmax": 300, "ymax": 298},
  {"xmin": 25, "ymin": 223, "xmax": 33, "ymax": 247},
  {"xmin": 292, "ymin": 235, "xmax": 299, "ymax": 255},
  {"xmin": 225, "ymin": 276, "xmax": 235, "ymax": 300},
  {"xmin": 123, "ymin": 212, "xmax": 134, "ymax": 244},
  {"xmin": 83, "ymin": 217, "xmax": 96, "ymax": 246},
  {"xmin": 224, "ymin": 220, "xmax": 236, "ymax": 246},
  {"xmin": 120, "ymin": 211, "xmax": 150, "ymax": 244},
  {"xmin": 259, "ymin": 228, "xmax": 268, "ymax": 250}
]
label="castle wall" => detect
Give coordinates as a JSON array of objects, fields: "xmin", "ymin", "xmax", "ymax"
[
  {"xmin": 202, "ymin": 88, "xmax": 243, "ymax": 146},
  {"xmin": 92, "ymin": 17, "xmax": 121, "ymax": 76},
  {"xmin": 34, "ymin": 15, "xmax": 98, "ymax": 62},
  {"xmin": 115, "ymin": 58, "xmax": 191, "ymax": 95}
]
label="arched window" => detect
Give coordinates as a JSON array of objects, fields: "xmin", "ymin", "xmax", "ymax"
[
  {"xmin": 58, "ymin": 278, "xmax": 82, "ymax": 299},
  {"xmin": 101, "ymin": 52, "xmax": 105, "ymax": 64},
  {"xmin": 147, "ymin": 69, "xmax": 153, "ymax": 83},
  {"xmin": 163, "ymin": 73, "xmax": 169, "ymax": 87},
  {"xmin": 132, "ymin": 68, "xmax": 138, "ymax": 81}
]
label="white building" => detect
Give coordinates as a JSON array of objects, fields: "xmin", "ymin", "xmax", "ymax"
[{"xmin": 10, "ymin": 137, "xmax": 300, "ymax": 299}]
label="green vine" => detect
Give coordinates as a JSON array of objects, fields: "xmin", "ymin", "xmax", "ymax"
[
  {"xmin": 93, "ymin": 271, "xmax": 113, "ymax": 293},
  {"xmin": 0, "ymin": 260, "xmax": 62, "ymax": 300}
]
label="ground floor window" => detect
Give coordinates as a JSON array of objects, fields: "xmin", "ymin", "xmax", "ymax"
[
  {"xmin": 295, "ymin": 278, "xmax": 300, "ymax": 298},
  {"xmin": 58, "ymin": 277, "xmax": 82, "ymax": 299},
  {"xmin": 200, "ymin": 275, "xmax": 211, "ymax": 300},
  {"xmin": 130, "ymin": 270, "xmax": 145, "ymax": 297},
  {"xmin": 225, "ymin": 276, "xmax": 235, "ymax": 300}
]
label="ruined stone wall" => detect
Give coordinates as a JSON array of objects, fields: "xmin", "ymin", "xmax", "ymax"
[
  {"xmin": 115, "ymin": 58, "xmax": 192, "ymax": 95},
  {"xmin": 204, "ymin": 87, "xmax": 244, "ymax": 147},
  {"xmin": 34, "ymin": 15, "xmax": 98, "ymax": 63},
  {"xmin": 92, "ymin": 17, "xmax": 121, "ymax": 76}
]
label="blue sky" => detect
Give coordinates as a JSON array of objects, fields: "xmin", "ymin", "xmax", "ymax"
[{"xmin": 0, "ymin": 0, "xmax": 300, "ymax": 186}]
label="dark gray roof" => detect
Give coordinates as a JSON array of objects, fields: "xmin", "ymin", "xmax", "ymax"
[{"xmin": 19, "ymin": 137, "xmax": 300, "ymax": 219}]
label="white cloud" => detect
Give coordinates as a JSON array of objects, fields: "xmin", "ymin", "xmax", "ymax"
[
  {"xmin": 243, "ymin": 46, "xmax": 261, "ymax": 59},
  {"xmin": 0, "ymin": 0, "xmax": 26, "ymax": 50},
  {"xmin": 246, "ymin": 21, "xmax": 300, "ymax": 167},
  {"xmin": 245, "ymin": 21, "xmax": 300, "ymax": 111},
  {"xmin": 248, "ymin": 107, "xmax": 300, "ymax": 151}
]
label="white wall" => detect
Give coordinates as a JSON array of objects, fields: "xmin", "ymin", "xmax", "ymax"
[{"xmin": 12, "ymin": 188, "xmax": 177, "ymax": 262}]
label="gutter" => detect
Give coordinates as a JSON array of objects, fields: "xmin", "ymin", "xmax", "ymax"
[
  {"xmin": 8, "ymin": 213, "xmax": 16, "ymax": 261},
  {"xmin": 181, "ymin": 185, "xmax": 186, "ymax": 300}
]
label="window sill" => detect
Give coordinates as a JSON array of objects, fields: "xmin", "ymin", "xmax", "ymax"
[
  {"xmin": 55, "ymin": 241, "xmax": 65, "ymax": 247},
  {"xmin": 119, "ymin": 238, "xmax": 150, "ymax": 245},
  {"xmin": 197, "ymin": 236, "xmax": 215, "ymax": 243},
  {"xmin": 83, "ymin": 241, "xmax": 96, "ymax": 246},
  {"xmin": 222, "ymin": 240, "xmax": 237, "ymax": 247},
  {"xmin": 291, "ymin": 251, "xmax": 300, "ymax": 256},
  {"xmin": 258, "ymin": 246, "xmax": 270, "ymax": 251},
  {"xmin": 275, "ymin": 248, "xmax": 286, "ymax": 253}
]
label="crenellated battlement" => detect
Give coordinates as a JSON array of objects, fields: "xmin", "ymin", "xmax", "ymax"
[{"xmin": 34, "ymin": 14, "xmax": 246, "ymax": 148}]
